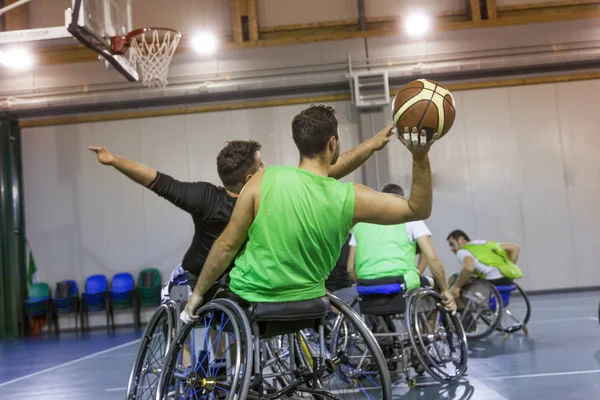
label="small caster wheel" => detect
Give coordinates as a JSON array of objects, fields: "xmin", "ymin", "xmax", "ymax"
[
  {"xmin": 523, "ymin": 326, "xmax": 529, "ymax": 336},
  {"xmin": 414, "ymin": 364, "xmax": 425, "ymax": 376},
  {"xmin": 407, "ymin": 378, "xmax": 417, "ymax": 388},
  {"xmin": 503, "ymin": 332, "xmax": 509, "ymax": 340}
]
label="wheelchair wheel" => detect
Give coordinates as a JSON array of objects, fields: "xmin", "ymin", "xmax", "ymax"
[
  {"xmin": 156, "ymin": 300, "xmax": 253, "ymax": 400},
  {"xmin": 460, "ymin": 280, "xmax": 503, "ymax": 339},
  {"xmin": 407, "ymin": 288, "xmax": 468, "ymax": 384},
  {"xmin": 323, "ymin": 294, "xmax": 393, "ymax": 400},
  {"xmin": 497, "ymin": 283, "xmax": 531, "ymax": 334},
  {"xmin": 127, "ymin": 303, "xmax": 175, "ymax": 400}
]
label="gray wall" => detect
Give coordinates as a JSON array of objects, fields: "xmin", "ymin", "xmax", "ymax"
[
  {"xmin": 21, "ymin": 79, "xmax": 600, "ymax": 327},
  {"xmin": 385, "ymin": 81, "xmax": 600, "ymax": 291}
]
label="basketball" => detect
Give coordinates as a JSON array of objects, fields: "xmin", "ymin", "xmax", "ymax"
[{"xmin": 392, "ymin": 79, "xmax": 456, "ymax": 141}]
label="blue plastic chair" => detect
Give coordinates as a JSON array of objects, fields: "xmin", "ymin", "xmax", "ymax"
[
  {"xmin": 110, "ymin": 273, "xmax": 140, "ymax": 327},
  {"xmin": 81, "ymin": 275, "xmax": 113, "ymax": 331},
  {"xmin": 52, "ymin": 280, "xmax": 80, "ymax": 334}
]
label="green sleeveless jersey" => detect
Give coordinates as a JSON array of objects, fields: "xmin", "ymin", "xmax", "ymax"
[
  {"xmin": 230, "ymin": 166, "xmax": 355, "ymax": 302},
  {"xmin": 352, "ymin": 223, "xmax": 421, "ymax": 290},
  {"xmin": 462, "ymin": 241, "xmax": 523, "ymax": 279}
]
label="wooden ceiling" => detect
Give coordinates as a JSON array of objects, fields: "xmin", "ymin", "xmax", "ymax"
[{"xmin": 3, "ymin": 0, "xmax": 600, "ymax": 66}]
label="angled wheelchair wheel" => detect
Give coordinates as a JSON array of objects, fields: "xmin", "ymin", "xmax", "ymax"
[
  {"xmin": 322, "ymin": 294, "xmax": 392, "ymax": 400},
  {"xmin": 497, "ymin": 283, "xmax": 531, "ymax": 334},
  {"xmin": 407, "ymin": 288, "xmax": 468, "ymax": 384},
  {"xmin": 127, "ymin": 303, "xmax": 175, "ymax": 400},
  {"xmin": 460, "ymin": 280, "xmax": 503, "ymax": 339},
  {"xmin": 156, "ymin": 300, "xmax": 253, "ymax": 400}
]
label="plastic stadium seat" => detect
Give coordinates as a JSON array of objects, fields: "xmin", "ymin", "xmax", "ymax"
[
  {"xmin": 25, "ymin": 282, "xmax": 53, "ymax": 334},
  {"xmin": 138, "ymin": 268, "xmax": 162, "ymax": 308},
  {"xmin": 51, "ymin": 280, "xmax": 80, "ymax": 334},
  {"xmin": 81, "ymin": 275, "xmax": 112, "ymax": 332},
  {"xmin": 110, "ymin": 273, "xmax": 140, "ymax": 327}
]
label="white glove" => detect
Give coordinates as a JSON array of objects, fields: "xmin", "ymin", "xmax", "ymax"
[{"xmin": 180, "ymin": 309, "xmax": 193, "ymax": 324}]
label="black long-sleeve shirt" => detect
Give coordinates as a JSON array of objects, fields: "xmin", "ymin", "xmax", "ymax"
[{"xmin": 148, "ymin": 172, "xmax": 236, "ymax": 276}]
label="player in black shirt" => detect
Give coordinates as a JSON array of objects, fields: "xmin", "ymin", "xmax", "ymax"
[{"xmin": 89, "ymin": 124, "xmax": 394, "ymax": 301}]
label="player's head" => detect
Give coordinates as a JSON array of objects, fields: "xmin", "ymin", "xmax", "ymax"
[
  {"xmin": 217, "ymin": 140, "xmax": 265, "ymax": 193},
  {"xmin": 446, "ymin": 229, "xmax": 471, "ymax": 254},
  {"xmin": 291, "ymin": 104, "xmax": 340, "ymax": 165},
  {"xmin": 382, "ymin": 183, "xmax": 405, "ymax": 197}
]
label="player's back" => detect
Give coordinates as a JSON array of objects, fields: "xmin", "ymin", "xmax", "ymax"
[{"xmin": 230, "ymin": 166, "xmax": 355, "ymax": 302}]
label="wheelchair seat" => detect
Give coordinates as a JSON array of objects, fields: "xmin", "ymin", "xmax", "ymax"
[
  {"xmin": 357, "ymin": 276, "xmax": 407, "ymax": 316},
  {"xmin": 494, "ymin": 284, "xmax": 517, "ymax": 308},
  {"xmin": 215, "ymin": 290, "xmax": 331, "ymax": 338}
]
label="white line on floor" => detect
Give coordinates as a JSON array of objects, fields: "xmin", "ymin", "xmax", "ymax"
[
  {"xmin": 479, "ymin": 369, "xmax": 600, "ymax": 381},
  {"xmin": 105, "ymin": 387, "xmax": 127, "ymax": 392},
  {"xmin": 0, "ymin": 339, "xmax": 140, "ymax": 388},
  {"xmin": 528, "ymin": 317, "xmax": 596, "ymax": 324}
]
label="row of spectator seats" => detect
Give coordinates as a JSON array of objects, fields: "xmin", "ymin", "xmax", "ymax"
[{"xmin": 24, "ymin": 268, "xmax": 162, "ymax": 334}]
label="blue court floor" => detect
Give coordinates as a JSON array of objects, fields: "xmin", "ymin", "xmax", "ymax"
[{"xmin": 1, "ymin": 291, "xmax": 599, "ymax": 400}]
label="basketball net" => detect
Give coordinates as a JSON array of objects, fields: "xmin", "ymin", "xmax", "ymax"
[{"xmin": 129, "ymin": 29, "xmax": 181, "ymax": 88}]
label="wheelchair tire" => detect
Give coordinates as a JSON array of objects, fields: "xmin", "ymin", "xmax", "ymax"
[
  {"xmin": 406, "ymin": 288, "xmax": 468, "ymax": 384},
  {"xmin": 461, "ymin": 279, "xmax": 503, "ymax": 340},
  {"xmin": 497, "ymin": 283, "xmax": 531, "ymax": 333},
  {"xmin": 126, "ymin": 303, "xmax": 175, "ymax": 400},
  {"xmin": 156, "ymin": 301, "xmax": 252, "ymax": 400},
  {"xmin": 327, "ymin": 293, "xmax": 393, "ymax": 400}
]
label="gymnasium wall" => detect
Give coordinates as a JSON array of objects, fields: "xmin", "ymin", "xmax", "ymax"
[
  {"xmin": 385, "ymin": 80, "xmax": 600, "ymax": 293},
  {"xmin": 21, "ymin": 79, "xmax": 600, "ymax": 315},
  {"xmin": 20, "ymin": 100, "xmax": 362, "ymax": 326}
]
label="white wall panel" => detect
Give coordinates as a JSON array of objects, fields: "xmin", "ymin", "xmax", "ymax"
[
  {"xmin": 508, "ymin": 84, "xmax": 575, "ymax": 290},
  {"xmin": 258, "ymin": 0, "xmax": 357, "ymax": 27},
  {"xmin": 555, "ymin": 80, "xmax": 600, "ymax": 288},
  {"xmin": 365, "ymin": 0, "xmax": 466, "ymax": 19}
]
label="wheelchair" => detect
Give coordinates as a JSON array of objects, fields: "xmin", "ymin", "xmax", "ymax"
[
  {"xmin": 126, "ymin": 286, "xmax": 188, "ymax": 400},
  {"xmin": 155, "ymin": 292, "xmax": 392, "ymax": 400},
  {"xmin": 458, "ymin": 279, "xmax": 531, "ymax": 339},
  {"xmin": 354, "ymin": 276, "xmax": 468, "ymax": 387}
]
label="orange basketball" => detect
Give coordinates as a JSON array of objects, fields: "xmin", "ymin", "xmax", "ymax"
[{"xmin": 392, "ymin": 79, "xmax": 456, "ymax": 141}]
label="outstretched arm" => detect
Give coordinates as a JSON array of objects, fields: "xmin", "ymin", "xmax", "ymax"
[
  {"xmin": 416, "ymin": 235, "xmax": 456, "ymax": 312},
  {"xmin": 500, "ymin": 243, "xmax": 520, "ymax": 264},
  {"xmin": 89, "ymin": 146, "xmax": 157, "ymax": 186},
  {"xmin": 182, "ymin": 171, "xmax": 262, "ymax": 321},
  {"xmin": 89, "ymin": 146, "xmax": 213, "ymax": 214},
  {"xmin": 329, "ymin": 124, "xmax": 394, "ymax": 180}
]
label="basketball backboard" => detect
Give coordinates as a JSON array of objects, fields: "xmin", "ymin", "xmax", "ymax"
[{"xmin": 67, "ymin": 0, "xmax": 139, "ymax": 81}]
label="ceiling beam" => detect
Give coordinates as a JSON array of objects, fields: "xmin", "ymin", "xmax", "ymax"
[
  {"xmin": 469, "ymin": 0, "xmax": 482, "ymax": 22},
  {"xmin": 486, "ymin": 0, "xmax": 498, "ymax": 20},
  {"xmin": 34, "ymin": 1, "xmax": 600, "ymax": 66},
  {"xmin": 247, "ymin": 0, "xmax": 259, "ymax": 41},
  {"xmin": 231, "ymin": 0, "xmax": 243, "ymax": 44},
  {"xmin": 3, "ymin": 0, "xmax": 29, "ymax": 31}
]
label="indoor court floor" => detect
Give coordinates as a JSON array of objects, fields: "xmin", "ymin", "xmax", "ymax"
[{"xmin": 0, "ymin": 291, "xmax": 598, "ymax": 400}]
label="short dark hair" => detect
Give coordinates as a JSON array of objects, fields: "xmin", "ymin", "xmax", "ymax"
[
  {"xmin": 382, "ymin": 183, "xmax": 404, "ymax": 196},
  {"xmin": 447, "ymin": 229, "xmax": 470, "ymax": 242},
  {"xmin": 291, "ymin": 104, "xmax": 339, "ymax": 158},
  {"xmin": 217, "ymin": 140, "xmax": 262, "ymax": 189}
]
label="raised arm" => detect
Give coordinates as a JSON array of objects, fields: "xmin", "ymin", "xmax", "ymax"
[
  {"xmin": 89, "ymin": 146, "xmax": 157, "ymax": 186},
  {"xmin": 500, "ymin": 243, "xmax": 521, "ymax": 264},
  {"xmin": 182, "ymin": 170, "xmax": 262, "ymax": 321},
  {"xmin": 353, "ymin": 151, "xmax": 432, "ymax": 225},
  {"xmin": 329, "ymin": 124, "xmax": 394, "ymax": 180},
  {"xmin": 89, "ymin": 146, "xmax": 212, "ymax": 214}
]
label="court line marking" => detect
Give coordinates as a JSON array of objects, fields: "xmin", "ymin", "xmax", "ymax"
[
  {"xmin": 528, "ymin": 317, "xmax": 596, "ymax": 324},
  {"xmin": 0, "ymin": 338, "xmax": 140, "ymax": 388},
  {"xmin": 478, "ymin": 369, "xmax": 600, "ymax": 381},
  {"xmin": 105, "ymin": 387, "xmax": 127, "ymax": 392}
]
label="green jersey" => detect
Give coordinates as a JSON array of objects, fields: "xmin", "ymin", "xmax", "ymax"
[
  {"xmin": 230, "ymin": 166, "xmax": 355, "ymax": 302},
  {"xmin": 461, "ymin": 241, "xmax": 523, "ymax": 279},
  {"xmin": 352, "ymin": 222, "xmax": 421, "ymax": 291}
]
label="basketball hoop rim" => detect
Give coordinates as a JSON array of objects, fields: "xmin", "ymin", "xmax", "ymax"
[{"xmin": 111, "ymin": 27, "xmax": 181, "ymax": 54}]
